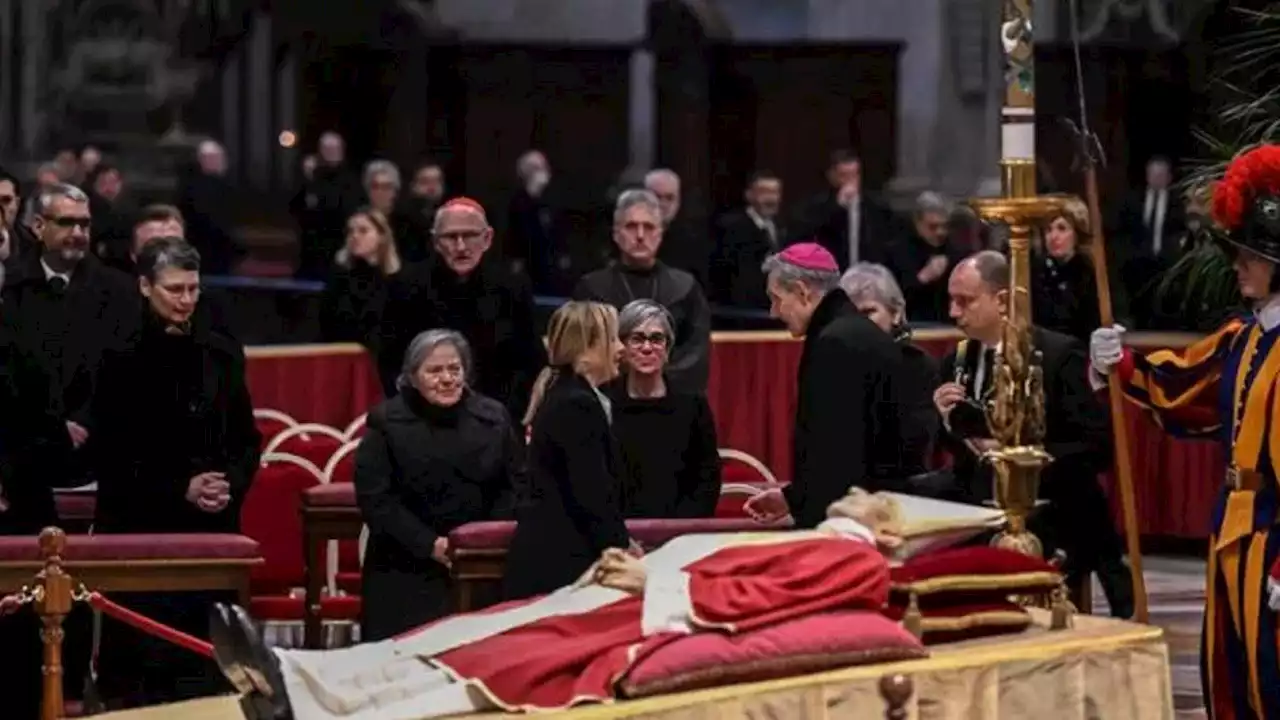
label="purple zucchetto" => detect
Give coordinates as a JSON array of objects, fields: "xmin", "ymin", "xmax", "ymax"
[{"xmin": 776, "ymin": 242, "xmax": 839, "ymax": 273}]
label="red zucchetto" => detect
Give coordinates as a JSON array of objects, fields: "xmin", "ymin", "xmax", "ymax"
[{"xmin": 776, "ymin": 242, "xmax": 838, "ymax": 273}]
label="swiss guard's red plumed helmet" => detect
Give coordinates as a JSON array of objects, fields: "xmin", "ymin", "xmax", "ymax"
[{"xmin": 1213, "ymin": 144, "xmax": 1280, "ymax": 267}]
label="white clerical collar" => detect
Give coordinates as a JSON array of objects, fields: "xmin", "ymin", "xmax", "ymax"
[
  {"xmin": 1257, "ymin": 295, "xmax": 1280, "ymax": 332},
  {"xmin": 816, "ymin": 516, "xmax": 876, "ymax": 544},
  {"xmin": 40, "ymin": 258, "xmax": 71, "ymax": 285},
  {"xmin": 745, "ymin": 207, "xmax": 772, "ymax": 231}
]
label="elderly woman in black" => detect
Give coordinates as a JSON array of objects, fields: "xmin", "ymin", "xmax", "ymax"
[
  {"xmin": 840, "ymin": 263, "xmax": 940, "ymax": 477},
  {"xmin": 356, "ymin": 329, "xmax": 525, "ymax": 640},
  {"xmin": 606, "ymin": 299, "xmax": 719, "ymax": 518},
  {"xmin": 89, "ymin": 237, "xmax": 261, "ymax": 705},
  {"xmin": 504, "ymin": 301, "xmax": 633, "ymax": 600}
]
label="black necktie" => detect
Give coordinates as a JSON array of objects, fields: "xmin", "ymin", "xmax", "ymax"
[{"xmin": 48, "ymin": 276, "xmax": 67, "ymax": 295}]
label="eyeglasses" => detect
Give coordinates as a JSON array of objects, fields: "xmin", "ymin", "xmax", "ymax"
[
  {"xmin": 45, "ymin": 215, "xmax": 91, "ymax": 230},
  {"xmin": 434, "ymin": 230, "xmax": 485, "ymax": 247},
  {"xmin": 625, "ymin": 332, "xmax": 668, "ymax": 348}
]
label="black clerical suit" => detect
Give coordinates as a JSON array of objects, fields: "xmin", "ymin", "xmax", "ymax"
[
  {"xmin": 89, "ymin": 307, "xmax": 261, "ymax": 705},
  {"xmin": 503, "ymin": 372, "xmax": 631, "ymax": 600},
  {"xmin": 380, "ymin": 257, "xmax": 544, "ymax": 419},
  {"xmin": 356, "ymin": 389, "xmax": 524, "ymax": 639},
  {"xmin": 938, "ymin": 328, "xmax": 1125, "ymax": 596},
  {"xmin": 0, "ymin": 252, "xmax": 139, "ymax": 494},
  {"xmin": 574, "ymin": 261, "xmax": 711, "ymax": 394},
  {"xmin": 789, "ymin": 192, "xmax": 898, "ymax": 270},
  {"xmin": 710, "ymin": 209, "xmax": 783, "ymax": 310},
  {"xmin": 786, "ymin": 290, "xmax": 906, "ymax": 528}
]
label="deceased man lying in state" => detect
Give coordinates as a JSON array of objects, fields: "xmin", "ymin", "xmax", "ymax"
[{"xmin": 213, "ymin": 489, "xmax": 910, "ymax": 719}]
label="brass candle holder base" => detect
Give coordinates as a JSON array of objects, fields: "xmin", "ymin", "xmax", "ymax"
[{"xmin": 985, "ymin": 445, "xmax": 1051, "ymax": 557}]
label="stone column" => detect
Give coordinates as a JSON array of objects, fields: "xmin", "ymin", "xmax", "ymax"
[
  {"xmin": 628, "ymin": 49, "xmax": 656, "ymax": 171},
  {"xmin": 0, "ymin": 0, "xmax": 12, "ymax": 152},
  {"xmin": 245, "ymin": 11, "xmax": 273, "ymax": 190},
  {"xmin": 220, "ymin": 48, "xmax": 242, "ymax": 177},
  {"xmin": 19, "ymin": 0, "xmax": 46, "ymax": 156}
]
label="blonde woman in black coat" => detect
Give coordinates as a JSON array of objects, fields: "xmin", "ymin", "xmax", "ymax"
[{"xmin": 503, "ymin": 301, "xmax": 634, "ymax": 600}]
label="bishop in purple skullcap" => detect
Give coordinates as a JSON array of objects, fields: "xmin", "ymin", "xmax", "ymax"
[{"xmin": 776, "ymin": 242, "xmax": 839, "ymax": 273}]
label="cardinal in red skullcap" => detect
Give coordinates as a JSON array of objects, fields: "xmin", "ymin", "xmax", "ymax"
[
  {"xmin": 742, "ymin": 240, "xmax": 911, "ymax": 530},
  {"xmin": 1090, "ymin": 144, "xmax": 1280, "ymax": 717}
]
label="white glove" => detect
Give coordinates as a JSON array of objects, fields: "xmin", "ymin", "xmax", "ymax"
[
  {"xmin": 1270, "ymin": 576, "xmax": 1280, "ymax": 612},
  {"xmin": 1089, "ymin": 325, "xmax": 1126, "ymax": 374}
]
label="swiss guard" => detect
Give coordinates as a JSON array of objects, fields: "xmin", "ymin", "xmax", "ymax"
[{"xmin": 1090, "ymin": 143, "xmax": 1280, "ymax": 719}]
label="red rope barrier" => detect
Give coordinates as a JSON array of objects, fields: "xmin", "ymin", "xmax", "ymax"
[{"xmin": 84, "ymin": 592, "xmax": 215, "ymax": 659}]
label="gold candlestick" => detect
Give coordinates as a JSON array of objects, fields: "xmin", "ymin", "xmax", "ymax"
[{"xmin": 966, "ymin": 0, "xmax": 1066, "ymax": 559}]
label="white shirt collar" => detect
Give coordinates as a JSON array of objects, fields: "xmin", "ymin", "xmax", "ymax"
[
  {"xmin": 745, "ymin": 207, "xmax": 772, "ymax": 230},
  {"xmin": 591, "ymin": 385, "xmax": 612, "ymax": 424},
  {"xmin": 40, "ymin": 258, "xmax": 70, "ymax": 284},
  {"xmin": 1257, "ymin": 295, "xmax": 1280, "ymax": 332},
  {"xmin": 815, "ymin": 516, "xmax": 876, "ymax": 544}
]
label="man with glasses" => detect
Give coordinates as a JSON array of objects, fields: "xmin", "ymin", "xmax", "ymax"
[
  {"xmin": 380, "ymin": 197, "xmax": 544, "ymax": 420},
  {"xmin": 0, "ymin": 182, "xmax": 138, "ymax": 718}
]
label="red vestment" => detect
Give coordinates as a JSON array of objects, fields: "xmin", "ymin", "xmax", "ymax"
[{"xmin": 432, "ymin": 536, "xmax": 889, "ymax": 711}]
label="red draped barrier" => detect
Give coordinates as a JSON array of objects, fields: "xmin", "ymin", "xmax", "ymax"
[
  {"xmin": 244, "ymin": 333, "xmax": 1224, "ymax": 540},
  {"xmin": 246, "ymin": 344, "xmax": 384, "ymax": 427},
  {"xmin": 85, "ymin": 591, "xmax": 215, "ymax": 659}
]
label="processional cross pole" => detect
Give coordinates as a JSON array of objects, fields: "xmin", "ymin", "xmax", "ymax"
[{"xmin": 1061, "ymin": 0, "xmax": 1149, "ymax": 623}]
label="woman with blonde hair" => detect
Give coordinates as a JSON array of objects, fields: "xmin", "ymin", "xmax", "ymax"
[
  {"xmin": 319, "ymin": 207, "xmax": 403, "ymax": 380},
  {"xmin": 504, "ymin": 301, "xmax": 634, "ymax": 600}
]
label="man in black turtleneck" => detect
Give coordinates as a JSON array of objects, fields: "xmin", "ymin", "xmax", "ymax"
[
  {"xmin": 573, "ymin": 189, "xmax": 711, "ymax": 394},
  {"xmin": 379, "ymin": 198, "xmax": 544, "ymax": 421}
]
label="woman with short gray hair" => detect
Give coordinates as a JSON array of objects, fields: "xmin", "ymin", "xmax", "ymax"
[
  {"xmin": 604, "ymin": 299, "xmax": 719, "ymax": 518},
  {"xmin": 840, "ymin": 262, "xmax": 940, "ymax": 475},
  {"xmin": 354, "ymin": 328, "xmax": 525, "ymax": 640}
]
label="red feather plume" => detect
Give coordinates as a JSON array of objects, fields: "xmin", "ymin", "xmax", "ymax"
[{"xmin": 1212, "ymin": 144, "xmax": 1280, "ymax": 231}]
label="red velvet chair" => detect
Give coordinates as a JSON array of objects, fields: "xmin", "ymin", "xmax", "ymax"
[
  {"xmin": 715, "ymin": 482, "xmax": 785, "ymax": 519},
  {"xmin": 241, "ymin": 453, "xmax": 359, "ymax": 647},
  {"xmin": 252, "ymin": 408, "xmax": 299, "ymax": 451},
  {"xmin": 262, "ymin": 424, "xmax": 346, "ymax": 469},
  {"xmin": 342, "ymin": 413, "xmax": 368, "ymax": 442},
  {"xmin": 718, "ymin": 448, "xmax": 779, "ymax": 486},
  {"xmin": 322, "ymin": 441, "xmax": 363, "ymax": 594}
]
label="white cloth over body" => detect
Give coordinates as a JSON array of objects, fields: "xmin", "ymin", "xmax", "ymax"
[{"xmin": 277, "ymin": 528, "xmax": 863, "ymax": 720}]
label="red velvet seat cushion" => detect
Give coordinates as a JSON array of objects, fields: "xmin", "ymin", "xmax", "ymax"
[
  {"xmin": 881, "ymin": 599, "xmax": 1032, "ymax": 644},
  {"xmin": 242, "ymin": 462, "xmax": 322, "ymax": 594},
  {"xmin": 889, "ymin": 546, "xmax": 1060, "ymax": 597},
  {"xmin": 448, "ymin": 518, "xmax": 793, "ymax": 552},
  {"xmin": 249, "ymin": 593, "xmax": 362, "ymax": 621},
  {"xmin": 618, "ymin": 610, "xmax": 927, "ymax": 698},
  {"xmin": 0, "ymin": 534, "xmax": 260, "ymax": 562},
  {"xmin": 303, "ymin": 483, "xmax": 357, "ymax": 507},
  {"xmin": 54, "ymin": 492, "xmax": 96, "ymax": 523},
  {"xmin": 449, "ymin": 521, "xmax": 515, "ymax": 551}
]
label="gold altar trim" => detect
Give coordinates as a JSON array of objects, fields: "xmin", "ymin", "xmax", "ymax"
[
  {"xmin": 916, "ymin": 609, "xmax": 1031, "ymax": 633},
  {"xmin": 890, "ymin": 570, "xmax": 1060, "ymax": 595}
]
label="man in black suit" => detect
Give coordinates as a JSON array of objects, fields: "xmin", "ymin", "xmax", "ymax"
[
  {"xmin": 0, "ymin": 182, "xmax": 139, "ymax": 719},
  {"xmin": 710, "ymin": 170, "xmax": 785, "ymax": 310},
  {"xmin": 1115, "ymin": 156, "xmax": 1187, "ymax": 327},
  {"xmin": 744, "ymin": 243, "xmax": 906, "ymax": 529},
  {"xmin": 932, "ymin": 251, "xmax": 1133, "ymax": 617},
  {"xmin": 789, "ymin": 150, "xmax": 900, "ymax": 269}
]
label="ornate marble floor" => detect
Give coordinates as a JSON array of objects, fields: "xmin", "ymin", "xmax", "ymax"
[{"xmin": 1091, "ymin": 556, "xmax": 1206, "ymax": 720}]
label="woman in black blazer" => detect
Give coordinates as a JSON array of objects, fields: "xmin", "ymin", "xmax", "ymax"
[{"xmin": 503, "ymin": 301, "xmax": 633, "ymax": 600}]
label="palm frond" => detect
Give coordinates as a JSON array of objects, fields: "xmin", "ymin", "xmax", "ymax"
[{"xmin": 1155, "ymin": 4, "xmax": 1280, "ymax": 322}]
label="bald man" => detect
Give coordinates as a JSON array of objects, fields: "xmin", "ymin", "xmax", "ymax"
[{"xmin": 380, "ymin": 198, "xmax": 545, "ymax": 418}]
